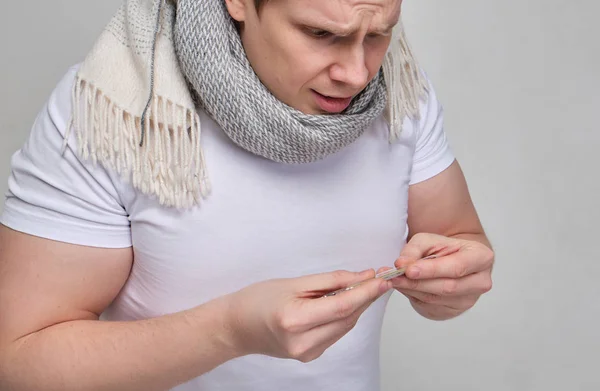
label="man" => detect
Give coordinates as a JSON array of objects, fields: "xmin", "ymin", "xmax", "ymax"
[{"xmin": 0, "ymin": 0, "xmax": 494, "ymax": 390}]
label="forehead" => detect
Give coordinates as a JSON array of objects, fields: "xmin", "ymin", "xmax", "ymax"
[{"xmin": 283, "ymin": 0, "xmax": 401, "ymax": 31}]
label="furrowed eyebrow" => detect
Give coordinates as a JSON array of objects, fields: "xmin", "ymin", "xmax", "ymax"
[
  {"xmin": 306, "ymin": 19, "xmax": 397, "ymax": 37},
  {"xmin": 306, "ymin": 21, "xmax": 354, "ymax": 37},
  {"xmin": 368, "ymin": 18, "xmax": 398, "ymax": 35},
  {"xmin": 371, "ymin": 22, "xmax": 396, "ymax": 35}
]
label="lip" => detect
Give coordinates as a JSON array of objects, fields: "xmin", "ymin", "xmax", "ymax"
[{"xmin": 312, "ymin": 90, "xmax": 353, "ymax": 114}]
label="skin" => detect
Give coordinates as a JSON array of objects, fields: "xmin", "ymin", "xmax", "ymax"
[
  {"xmin": 390, "ymin": 162, "xmax": 494, "ymax": 321},
  {"xmin": 227, "ymin": 0, "xmax": 400, "ymax": 113},
  {"xmin": 0, "ymin": 0, "xmax": 494, "ymax": 389},
  {"xmin": 0, "ymin": 226, "xmax": 389, "ymax": 390},
  {"xmin": 229, "ymin": 0, "xmax": 494, "ymax": 320}
]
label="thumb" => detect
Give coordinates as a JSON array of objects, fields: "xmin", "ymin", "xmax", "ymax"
[
  {"xmin": 395, "ymin": 233, "xmax": 461, "ymax": 269},
  {"xmin": 395, "ymin": 234, "xmax": 435, "ymax": 268}
]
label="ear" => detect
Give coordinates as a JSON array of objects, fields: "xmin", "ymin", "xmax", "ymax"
[{"xmin": 225, "ymin": 0, "xmax": 249, "ymax": 22}]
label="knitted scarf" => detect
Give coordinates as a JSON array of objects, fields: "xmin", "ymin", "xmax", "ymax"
[{"xmin": 66, "ymin": 0, "xmax": 428, "ymax": 208}]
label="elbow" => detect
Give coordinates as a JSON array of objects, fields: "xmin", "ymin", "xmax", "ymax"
[
  {"xmin": 0, "ymin": 336, "xmax": 40, "ymax": 391},
  {"xmin": 0, "ymin": 344, "xmax": 15, "ymax": 390}
]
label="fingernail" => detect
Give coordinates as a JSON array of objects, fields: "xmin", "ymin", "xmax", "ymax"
[{"xmin": 395, "ymin": 257, "xmax": 410, "ymax": 268}]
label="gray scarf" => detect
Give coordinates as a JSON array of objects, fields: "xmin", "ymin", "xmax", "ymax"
[
  {"xmin": 66, "ymin": 0, "xmax": 428, "ymax": 208},
  {"xmin": 174, "ymin": 0, "xmax": 388, "ymax": 164}
]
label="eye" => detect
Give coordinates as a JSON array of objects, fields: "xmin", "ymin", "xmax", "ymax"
[
  {"xmin": 306, "ymin": 28, "xmax": 332, "ymax": 39},
  {"xmin": 366, "ymin": 32, "xmax": 386, "ymax": 40}
]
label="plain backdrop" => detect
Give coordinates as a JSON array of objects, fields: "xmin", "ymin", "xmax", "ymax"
[{"xmin": 1, "ymin": 1, "xmax": 598, "ymax": 390}]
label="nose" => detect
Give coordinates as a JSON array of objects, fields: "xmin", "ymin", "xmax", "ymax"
[{"xmin": 329, "ymin": 43, "xmax": 369, "ymax": 90}]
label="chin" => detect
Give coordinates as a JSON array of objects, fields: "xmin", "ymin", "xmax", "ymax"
[
  {"xmin": 301, "ymin": 108, "xmax": 325, "ymax": 115},
  {"xmin": 300, "ymin": 107, "xmax": 321, "ymax": 115},
  {"xmin": 287, "ymin": 102, "xmax": 318, "ymax": 115},
  {"xmin": 277, "ymin": 93, "xmax": 321, "ymax": 115}
]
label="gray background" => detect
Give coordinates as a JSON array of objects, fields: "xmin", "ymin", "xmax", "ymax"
[{"xmin": 1, "ymin": 1, "xmax": 598, "ymax": 390}]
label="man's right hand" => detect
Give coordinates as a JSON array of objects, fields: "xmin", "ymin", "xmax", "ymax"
[
  {"xmin": 224, "ymin": 269, "xmax": 392, "ymax": 362},
  {"xmin": 0, "ymin": 223, "xmax": 390, "ymax": 391}
]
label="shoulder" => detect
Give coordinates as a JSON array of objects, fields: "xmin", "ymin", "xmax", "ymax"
[
  {"xmin": 48, "ymin": 64, "xmax": 82, "ymax": 127},
  {"xmin": 414, "ymin": 72, "xmax": 445, "ymax": 140},
  {"xmin": 409, "ymin": 71, "xmax": 456, "ymax": 185},
  {"xmin": 1, "ymin": 63, "xmax": 132, "ymax": 249}
]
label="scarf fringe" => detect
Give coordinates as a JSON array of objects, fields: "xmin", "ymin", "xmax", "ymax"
[
  {"xmin": 383, "ymin": 23, "xmax": 429, "ymax": 142},
  {"xmin": 63, "ymin": 76, "xmax": 211, "ymax": 209},
  {"xmin": 64, "ymin": 0, "xmax": 427, "ymax": 209}
]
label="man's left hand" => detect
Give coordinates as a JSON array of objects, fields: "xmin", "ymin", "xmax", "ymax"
[{"xmin": 388, "ymin": 233, "xmax": 494, "ymax": 321}]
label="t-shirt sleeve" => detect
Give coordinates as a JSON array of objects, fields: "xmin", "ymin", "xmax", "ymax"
[
  {"xmin": 0, "ymin": 65, "xmax": 132, "ymax": 248},
  {"xmin": 409, "ymin": 75, "xmax": 456, "ymax": 185}
]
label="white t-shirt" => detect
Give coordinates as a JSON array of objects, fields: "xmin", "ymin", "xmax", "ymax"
[{"xmin": 1, "ymin": 65, "xmax": 455, "ymax": 391}]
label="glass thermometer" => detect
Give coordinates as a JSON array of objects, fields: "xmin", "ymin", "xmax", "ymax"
[{"xmin": 321, "ymin": 254, "xmax": 438, "ymax": 298}]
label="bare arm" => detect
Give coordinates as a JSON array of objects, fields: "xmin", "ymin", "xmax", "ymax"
[
  {"xmin": 392, "ymin": 160, "xmax": 494, "ymax": 320},
  {"xmin": 0, "ymin": 224, "xmax": 390, "ymax": 390},
  {"xmin": 0, "ymin": 225, "xmax": 239, "ymax": 391},
  {"xmin": 407, "ymin": 160, "xmax": 491, "ymax": 247}
]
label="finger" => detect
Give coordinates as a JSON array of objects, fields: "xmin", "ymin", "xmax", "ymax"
[
  {"xmin": 396, "ymin": 233, "xmax": 459, "ymax": 261},
  {"xmin": 402, "ymin": 293, "xmax": 467, "ymax": 320},
  {"xmin": 391, "ymin": 271, "xmax": 492, "ymax": 297},
  {"xmin": 305, "ymin": 277, "xmax": 391, "ymax": 328},
  {"xmin": 298, "ymin": 294, "xmax": 380, "ymax": 360},
  {"xmin": 287, "ymin": 299, "xmax": 374, "ymax": 362},
  {"xmin": 402, "ymin": 245, "xmax": 494, "ymax": 280},
  {"xmin": 297, "ymin": 269, "xmax": 376, "ymax": 293},
  {"xmin": 395, "ymin": 244, "xmax": 462, "ymax": 270},
  {"xmin": 398, "ymin": 289, "xmax": 480, "ymax": 311},
  {"xmin": 396, "ymin": 235, "xmax": 431, "ymax": 262}
]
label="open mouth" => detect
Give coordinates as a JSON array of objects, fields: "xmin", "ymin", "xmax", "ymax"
[{"xmin": 312, "ymin": 90, "xmax": 353, "ymax": 114}]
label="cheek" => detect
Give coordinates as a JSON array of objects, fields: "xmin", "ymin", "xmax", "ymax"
[
  {"xmin": 279, "ymin": 42, "xmax": 330, "ymax": 90},
  {"xmin": 366, "ymin": 41, "xmax": 391, "ymax": 77}
]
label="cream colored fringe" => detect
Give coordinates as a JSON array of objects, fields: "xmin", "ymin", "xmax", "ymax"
[
  {"xmin": 62, "ymin": 23, "xmax": 426, "ymax": 210},
  {"xmin": 383, "ymin": 22, "xmax": 429, "ymax": 142},
  {"xmin": 64, "ymin": 77, "xmax": 210, "ymax": 209}
]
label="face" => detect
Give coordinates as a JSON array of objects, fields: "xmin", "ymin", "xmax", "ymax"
[{"xmin": 226, "ymin": 0, "xmax": 402, "ymax": 115}]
